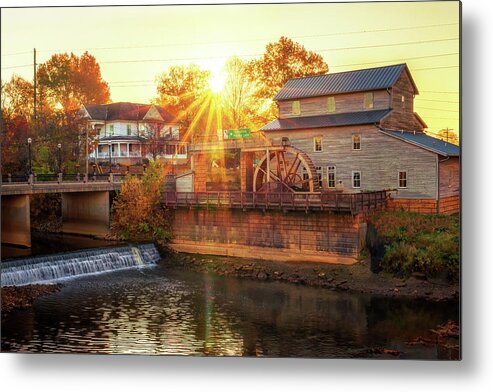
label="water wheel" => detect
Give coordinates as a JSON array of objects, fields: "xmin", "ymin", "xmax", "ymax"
[{"xmin": 253, "ymin": 146, "xmax": 320, "ymax": 193}]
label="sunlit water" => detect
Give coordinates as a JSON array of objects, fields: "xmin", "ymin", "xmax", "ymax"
[{"xmin": 1, "ymin": 263, "xmax": 458, "ymax": 358}]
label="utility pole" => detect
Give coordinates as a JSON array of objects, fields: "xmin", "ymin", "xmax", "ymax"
[{"xmin": 33, "ymin": 48, "xmax": 37, "ymax": 121}]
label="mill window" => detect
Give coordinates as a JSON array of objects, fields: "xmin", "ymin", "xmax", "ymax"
[
  {"xmin": 364, "ymin": 92, "xmax": 374, "ymax": 109},
  {"xmin": 314, "ymin": 136, "xmax": 323, "ymax": 152},
  {"xmin": 327, "ymin": 166, "xmax": 336, "ymax": 188},
  {"xmin": 398, "ymin": 171, "xmax": 407, "ymax": 188},
  {"xmin": 352, "ymin": 171, "xmax": 361, "ymax": 189},
  {"xmin": 292, "ymin": 100, "xmax": 301, "ymax": 115},
  {"xmin": 352, "ymin": 134, "xmax": 361, "ymax": 150},
  {"xmin": 327, "ymin": 96, "xmax": 336, "ymax": 113}
]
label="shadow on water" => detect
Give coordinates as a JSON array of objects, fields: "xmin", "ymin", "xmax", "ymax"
[
  {"xmin": 1, "ymin": 232, "xmax": 123, "ymax": 259},
  {"xmin": 1, "ymin": 261, "xmax": 459, "ymax": 359}
]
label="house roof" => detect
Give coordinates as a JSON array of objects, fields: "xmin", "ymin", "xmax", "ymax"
[
  {"xmin": 83, "ymin": 102, "xmax": 176, "ymax": 123},
  {"xmin": 98, "ymin": 135, "xmax": 146, "ymax": 142},
  {"xmin": 260, "ymin": 109, "xmax": 391, "ymax": 132},
  {"xmin": 379, "ymin": 129, "xmax": 460, "ymax": 157},
  {"xmin": 274, "ymin": 63, "xmax": 417, "ymax": 101}
]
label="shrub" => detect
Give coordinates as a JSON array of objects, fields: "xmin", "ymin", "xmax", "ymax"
[
  {"xmin": 371, "ymin": 211, "xmax": 459, "ymax": 280},
  {"xmin": 111, "ymin": 160, "xmax": 172, "ymax": 244}
]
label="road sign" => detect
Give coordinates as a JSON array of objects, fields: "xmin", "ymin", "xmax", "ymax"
[{"xmin": 227, "ymin": 128, "xmax": 251, "ymax": 139}]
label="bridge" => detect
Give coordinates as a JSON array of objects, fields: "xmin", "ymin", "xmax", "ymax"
[{"xmin": 1, "ymin": 173, "xmax": 132, "ymax": 248}]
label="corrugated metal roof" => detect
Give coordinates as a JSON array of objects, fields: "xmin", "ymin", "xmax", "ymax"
[
  {"xmin": 83, "ymin": 102, "xmax": 175, "ymax": 123},
  {"xmin": 274, "ymin": 63, "xmax": 413, "ymax": 101},
  {"xmin": 380, "ymin": 129, "xmax": 460, "ymax": 157},
  {"xmin": 260, "ymin": 109, "xmax": 391, "ymax": 131}
]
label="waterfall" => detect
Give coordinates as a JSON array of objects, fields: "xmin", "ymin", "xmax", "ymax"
[{"xmin": 1, "ymin": 243, "xmax": 162, "ymax": 287}]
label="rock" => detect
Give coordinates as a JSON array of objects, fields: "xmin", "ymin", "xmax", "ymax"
[
  {"xmin": 257, "ymin": 271, "xmax": 268, "ymax": 280},
  {"xmin": 411, "ymin": 272, "xmax": 427, "ymax": 281},
  {"xmin": 396, "ymin": 282, "xmax": 407, "ymax": 287},
  {"xmin": 317, "ymin": 272, "xmax": 326, "ymax": 278}
]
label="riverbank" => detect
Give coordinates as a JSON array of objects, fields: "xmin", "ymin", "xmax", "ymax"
[
  {"xmin": 1, "ymin": 284, "xmax": 62, "ymax": 313},
  {"xmin": 162, "ymin": 251, "xmax": 459, "ymax": 301}
]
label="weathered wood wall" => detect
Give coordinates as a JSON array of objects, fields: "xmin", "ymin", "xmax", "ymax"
[
  {"xmin": 278, "ymin": 90, "xmax": 390, "ymax": 119},
  {"xmin": 170, "ymin": 208, "xmax": 367, "ymax": 264},
  {"xmin": 380, "ymin": 71, "xmax": 424, "ymax": 131},
  {"xmin": 439, "ymin": 156, "xmax": 460, "ymax": 198},
  {"xmin": 266, "ymin": 125, "xmax": 438, "ymax": 198}
]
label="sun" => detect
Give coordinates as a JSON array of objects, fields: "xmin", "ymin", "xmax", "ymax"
[{"xmin": 209, "ymin": 70, "xmax": 227, "ymax": 94}]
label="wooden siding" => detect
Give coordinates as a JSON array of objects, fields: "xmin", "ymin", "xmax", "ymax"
[
  {"xmin": 439, "ymin": 156, "xmax": 460, "ymax": 198},
  {"xmin": 380, "ymin": 71, "xmax": 424, "ymax": 131},
  {"xmin": 278, "ymin": 90, "xmax": 390, "ymax": 119},
  {"xmin": 267, "ymin": 125, "xmax": 438, "ymax": 199}
]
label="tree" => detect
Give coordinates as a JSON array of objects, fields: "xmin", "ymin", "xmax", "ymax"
[
  {"xmin": 222, "ymin": 57, "xmax": 258, "ymax": 129},
  {"xmin": 36, "ymin": 51, "xmax": 110, "ymax": 169},
  {"xmin": 435, "ymin": 128, "xmax": 459, "ymax": 145},
  {"xmin": 154, "ymin": 64, "xmax": 210, "ymax": 136},
  {"xmin": 37, "ymin": 51, "xmax": 110, "ymax": 113},
  {"xmin": 247, "ymin": 36, "xmax": 329, "ymax": 100},
  {"xmin": 1, "ymin": 75, "xmax": 34, "ymax": 120}
]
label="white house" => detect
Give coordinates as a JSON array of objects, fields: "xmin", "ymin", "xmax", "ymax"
[{"xmin": 80, "ymin": 102, "xmax": 187, "ymax": 166}]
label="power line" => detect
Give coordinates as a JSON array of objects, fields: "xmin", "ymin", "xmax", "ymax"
[
  {"xmin": 420, "ymin": 90, "xmax": 459, "ymax": 94},
  {"xmin": 3, "ymin": 22, "xmax": 458, "ymax": 56},
  {"xmin": 415, "ymin": 98, "xmax": 459, "ymax": 104},
  {"xmin": 2, "ymin": 36, "xmax": 459, "ymax": 70},
  {"xmin": 330, "ymin": 52, "xmax": 458, "ymax": 69},
  {"xmin": 415, "ymin": 106, "xmax": 459, "ymax": 113}
]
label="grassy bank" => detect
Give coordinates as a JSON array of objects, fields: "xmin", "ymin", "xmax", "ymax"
[{"xmin": 369, "ymin": 211, "xmax": 459, "ymax": 281}]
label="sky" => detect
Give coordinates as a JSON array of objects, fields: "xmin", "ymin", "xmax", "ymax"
[{"xmin": 1, "ymin": 1, "xmax": 460, "ymax": 135}]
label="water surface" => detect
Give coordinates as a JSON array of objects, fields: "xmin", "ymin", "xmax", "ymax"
[{"xmin": 1, "ymin": 264, "xmax": 459, "ymax": 358}]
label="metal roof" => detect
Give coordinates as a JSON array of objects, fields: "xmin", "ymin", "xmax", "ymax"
[
  {"xmin": 274, "ymin": 63, "xmax": 416, "ymax": 101},
  {"xmin": 260, "ymin": 109, "xmax": 391, "ymax": 132},
  {"xmin": 379, "ymin": 129, "xmax": 460, "ymax": 157},
  {"xmin": 83, "ymin": 102, "xmax": 175, "ymax": 123}
]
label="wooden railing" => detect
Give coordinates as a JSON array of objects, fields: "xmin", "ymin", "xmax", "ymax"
[
  {"xmin": 161, "ymin": 190, "xmax": 389, "ymax": 213},
  {"xmin": 1, "ymin": 172, "xmax": 142, "ymax": 185}
]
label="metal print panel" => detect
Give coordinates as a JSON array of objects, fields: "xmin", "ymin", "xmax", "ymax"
[{"xmin": 0, "ymin": 1, "xmax": 461, "ymax": 359}]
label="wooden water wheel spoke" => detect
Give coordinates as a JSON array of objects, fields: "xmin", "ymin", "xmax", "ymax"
[{"xmin": 253, "ymin": 146, "xmax": 320, "ymax": 193}]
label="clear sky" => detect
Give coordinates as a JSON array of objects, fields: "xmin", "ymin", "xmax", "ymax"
[{"xmin": 1, "ymin": 1, "xmax": 460, "ymax": 135}]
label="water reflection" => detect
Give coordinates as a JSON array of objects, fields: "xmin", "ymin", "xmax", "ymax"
[{"xmin": 1, "ymin": 265, "xmax": 458, "ymax": 358}]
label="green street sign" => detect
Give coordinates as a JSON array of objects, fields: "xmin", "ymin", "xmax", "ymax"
[{"xmin": 227, "ymin": 128, "xmax": 251, "ymax": 139}]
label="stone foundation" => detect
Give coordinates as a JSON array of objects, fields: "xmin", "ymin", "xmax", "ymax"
[{"xmin": 170, "ymin": 208, "xmax": 367, "ymax": 264}]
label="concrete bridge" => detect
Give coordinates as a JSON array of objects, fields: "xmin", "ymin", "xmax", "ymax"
[{"xmin": 1, "ymin": 174, "xmax": 127, "ymax": 248}]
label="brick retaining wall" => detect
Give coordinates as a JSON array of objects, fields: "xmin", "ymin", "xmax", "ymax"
[{"xmin": 170, "ymin": 208, "xmax": 366, "ymax": 264}]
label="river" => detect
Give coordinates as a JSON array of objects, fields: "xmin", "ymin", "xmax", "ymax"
[{"xmin": 1, "ymin": 235, "xmax": 459, "ymax": 358}]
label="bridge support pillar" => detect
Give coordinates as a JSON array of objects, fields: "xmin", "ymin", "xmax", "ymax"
[
  {"xmin": 1, "ymin": 194, "xmax": 31, "ymax": 247},
  {"xmin": 61, "ymin": 191, "xmax": 110, "ymax": 236}
]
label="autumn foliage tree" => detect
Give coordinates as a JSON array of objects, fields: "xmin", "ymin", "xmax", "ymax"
[
  {"xmin": 111, "ymin": 160, "xmax": 171, "ymax": 243},
  {"xmin": 37, "ymin": 51, "xmax": 110, "ymax": 113},
  {"xmin": 247, "ymin": 36, "xmax": 329, "ymax": 100}
]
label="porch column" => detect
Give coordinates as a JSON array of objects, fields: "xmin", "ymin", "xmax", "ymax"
[{"xmin": 127, "ymin": 143, "xmax": 130, "ymax": 157}]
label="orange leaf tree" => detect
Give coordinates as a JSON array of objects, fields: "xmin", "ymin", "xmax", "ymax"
[{"xmin": 111, "ymin": 160, "xmax": 172, "ymax": 243}]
